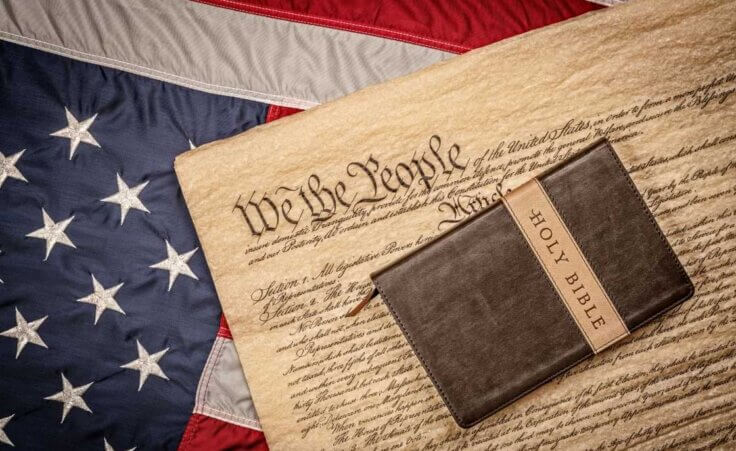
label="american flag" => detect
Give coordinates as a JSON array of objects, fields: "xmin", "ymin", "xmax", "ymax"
[{"xmin": 0, "ymin": 0, "xmax": 603, "ymax": 448}]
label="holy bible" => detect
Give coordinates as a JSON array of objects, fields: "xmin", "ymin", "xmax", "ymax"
[{"xmin": 363, "ymin": 139, "xmax": 693, "ymax": 427}]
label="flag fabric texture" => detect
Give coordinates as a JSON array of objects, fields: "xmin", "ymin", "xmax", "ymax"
[{"xmin": 0, "ymin": 0, "xmax": 601, "ymax": 448}]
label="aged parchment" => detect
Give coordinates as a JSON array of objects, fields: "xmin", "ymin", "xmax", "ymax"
[{"xmin": 176, "ymin": 0, "xmax": 736, "ymax": 448}]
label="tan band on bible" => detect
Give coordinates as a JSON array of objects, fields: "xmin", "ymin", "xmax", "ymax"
[{"xmin": 502, "ymin": 179, "xmax": 629, "ymax": 353}]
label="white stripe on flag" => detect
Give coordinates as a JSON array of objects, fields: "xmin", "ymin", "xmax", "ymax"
[
  {"xmin": 193, "ymin": 336, "xmax": 262, "ymax": 431},
  {"xmin": 0, "ymin": 0, "xmax": 453, "ymax": 109}
]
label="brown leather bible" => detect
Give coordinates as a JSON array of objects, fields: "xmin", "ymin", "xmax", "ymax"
[{"xmin": 357, "ymin": 139, "xmax": 693, "ymax": 428}]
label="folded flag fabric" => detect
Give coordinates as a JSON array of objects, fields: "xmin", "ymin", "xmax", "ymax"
[{"xmin": 0, "ymin": 0, "xmax": 601, "ymax": 448}]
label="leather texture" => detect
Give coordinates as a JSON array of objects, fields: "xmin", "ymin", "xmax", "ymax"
[
  {"xmin": 372, "ymin": 139, "xmax": 694, "ymax": 428},
  {"xmin": 539, "ymin": 141, "xmax": 694, "ymax": 330},
  {"xmin": 503, "ymin": 178, "xmax": 628, "ymax": 352}
]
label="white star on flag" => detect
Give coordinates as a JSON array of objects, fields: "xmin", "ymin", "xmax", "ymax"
[
  {"xmin": 0, "ymin": 308, "xmax": 48, "ymax": 359},
  {"xmin": 121, "ymin": 340, "xmax": 170, "ymax": 391},
  {"xmin": 44, "ymin": 374, "xmax": 93, "ymax": 423},
  {"xmin": 0, "ymin": 149, "xmax": 27, "ymax": 189},
  {"xmin": 149, "ymin": 240, "xmax": 199, "ymax": 291},
  {"xmin": 104, "ymin": 437, "xmax": 136, "ymax": 451},
  {"xmin": 50, "ymin": 107, "xmax": 100, "ymax": 159},
  {"xmin": 26, "ymin": 208, "xmax": 76, "ymax": 261},
  {"xmin": 76, "ymin": 274, "xmax": 125, "ymax": 325},
  {"xmin": 0, "ymin": 414, "xmax": 13, "ymax": 447},
  {"xmin": 101, "ymin": 174, "xmax": 150, "ymax": 225}
]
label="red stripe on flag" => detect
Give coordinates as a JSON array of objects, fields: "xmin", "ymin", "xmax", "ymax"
[
  {"xmin": 266, "ymin": 105, "xmax": 302, "ymax": 122},
  {"xmin": 193, "ymin": 0, "xmax": 601, "ymax": 53},
  {"xmin": 218, "ymin": 314, "xmax": 233, "ymax": 339},
  {"xmin": 179, "ymin": 414, "xmax": 269, "ymax": 451}
]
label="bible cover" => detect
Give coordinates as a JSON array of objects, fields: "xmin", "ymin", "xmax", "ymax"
[{"xmin": 370, "ymin": 139, "xmax": 693, "ymax": 428}]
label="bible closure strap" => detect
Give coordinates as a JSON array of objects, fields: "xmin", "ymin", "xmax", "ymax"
[{"xmin": 502, "ymin": 178, "xmax": 628, "ymax": 353}]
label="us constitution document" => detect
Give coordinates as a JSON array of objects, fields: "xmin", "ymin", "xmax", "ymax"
[{"xmin": 176, "ymin": 0, "xmax": 736, "ymax": 448}]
